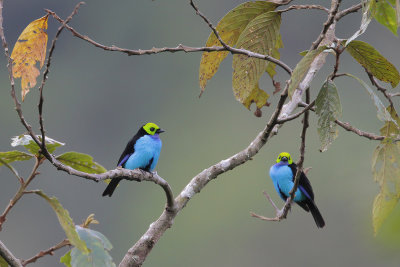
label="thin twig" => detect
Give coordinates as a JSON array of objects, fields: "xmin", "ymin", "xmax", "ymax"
[
  {"xmin": 0, "ymin": 158, "xmax": 23, "ymax": 183},
  {"xmin": 45, "ymin": 6, "xmax": 293, "ymax": 75},
  {"xmin": 388, "ymin": 92, "xmax": 400, "ymax": 97},
  {"xmin": 277, "ymin": 100, "xmax": 315, "ymax": 124},
  {"xmin": 278, "ymin": 5, "xmax": 329, "ymax": 13},
  {"xmin": 0, "ymin": 158, "xmax": 42, "ymax": 231},
  {"xmin": 188, "ymin": 0, "xmax": 291, "ymax": 74},
  {"xmin": 295, "ymin": 102, "xmax": 395, "ymax": 142},
  {"xmin": 0, "ymin": 0, "xmax": 42, "ymax": 150},
  {"xmin": 334, "ymin": 119, "xmax": 389, "ymax": 141},
  {"xmin": 38, "ymin": 2, "xmax": 85, "ymax": 152},
  {"xmin": 329, "ymin": 46, "xmax": 344, "ymax": 80},
  {"xmin": 250, "ymin": 192, "xmax": 282, "ymax": 221},
  {"xmin": 336, "ymin": 3, "xmax": 363, "ymax": 20},
  {"xmin": 273, "ymin": 1, "xmax": 339, "ymax": 135},
  {"xmin": 281, "ymin": 88, "xmax": 310, "ymax": 218},
  {"xmin": 0, "ymin": 240, "xmax": 22, "ymax": 267},
  {"xmin": 21, "ymin": 239, "xmax": 70, "ymax": 266},
  {"xmin": 311, "ymin": 0, "xmax": 341, "ymax": 50},
  {"xmin": 367, "ymin": 72, "xmax": 394, "ymax": 106}
]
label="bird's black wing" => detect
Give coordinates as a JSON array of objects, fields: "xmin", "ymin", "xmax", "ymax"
[
  {"xmin": 103, "ymin": 129, "xmax": 145, "ymax": 197},
  {"xmin": 288, "ymin": 163, "xmax": 314, "ymax": 201},
  {"xmin": 117, "ymin": 131, "xmax": 142, "ymax": 166}
]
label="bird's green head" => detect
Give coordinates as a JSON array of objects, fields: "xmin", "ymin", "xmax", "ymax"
[
  {"xmin": 276, "ymin": 152, "xmax": 293, "ymax": 164},
  {"xmin": 142, "ymin": 122, "xmax": 165, "ymax": 135}
]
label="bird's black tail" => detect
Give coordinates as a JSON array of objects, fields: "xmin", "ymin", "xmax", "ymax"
[
  {"xmin": 307, "ymin": 199, "xmax": 325, "ymax": 228},
  {"xmin": 102, "ymin": 178, "xmax": 122, "ymax": 197}
]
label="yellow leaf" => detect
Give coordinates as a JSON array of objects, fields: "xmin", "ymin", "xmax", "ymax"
[
  {"xmin": 199, "ymin": 2, "xmax": 277, "ymax": 94},
  {"xmin": 232, "ymin": 11, "xmax": 281, "ymax": 111},
  {"xmin": 241, "ymin": 83, "xmax": 269, "ymax": 110},
  {"xmin": 11, "ymin": 15, "xmax": 49, "ymax": 101}
]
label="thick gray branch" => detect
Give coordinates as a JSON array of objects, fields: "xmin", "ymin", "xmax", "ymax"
[
  {"xmin": 272, "ymin": 2, "xmax": 339, "ymax": 135},
  {"xmin": 118, "ymin": 82, "xmax": 290, "ymax": 267},
  {"xmin": 0, "ymin": 240, "xmax": 22, "ymax": 267}
]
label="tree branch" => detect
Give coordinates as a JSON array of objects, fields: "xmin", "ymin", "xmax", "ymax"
[
  {"xmin": 97, "ymin": 169, "xmax": 176, "ymax": 211},
  {"xmin": 334, "ymin": 119, "xmax": 391, "ymax": 141},
  {"xmin": 367, "ymin": 72, "xmax": 394, "ymax": 106},
  {"xmin": 38, "ymin": 2, "xmax": 85, "ymax": 152},
  {"xmin": 278, "ymin": 5, "xmax": 329, "ymax": 13},
  {"xmin": 21, "ymin": 239, "xmax": 70, "ymax": 266},
  {"xmin": 45, "ymin": 7, "xmax": 293, "ymax": 76},
  {"xmin": 0, "ymin": 240, "xmax": 22, "ymax": 267},
  {"xmin": 272, "ymin": 0, "xmax": 340, "ymax": 134},
  {"xmin": 0, "ymin": 158, "xmax": 43, "ymax": 231},
  {"xmin": 119, "ymin": 82, "xmax": 291, "ymax": 267},
  {"xmin": 253, "ymin": 89, "xmax": 311, "ymax": 222},
  {"xmin": 336, "ymin": 3, "xmax": 363, "ymax": 20},
  {"xmin": 277, "ymin": 100, "xmax": 315, "ymax": 124}
]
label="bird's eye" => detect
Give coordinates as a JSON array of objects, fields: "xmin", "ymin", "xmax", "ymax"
[
  {"xmin": 279, "ymin": 156, "xmax": 281, "ymax": 159},
  {"xmin": 150, "ymin": 127, "xmax": 155, "ymax": 132}
]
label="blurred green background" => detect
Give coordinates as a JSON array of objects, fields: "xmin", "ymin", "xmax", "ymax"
[{"xmin": 1, "ymin": 0, "xmax": 400, "ymax": 266}]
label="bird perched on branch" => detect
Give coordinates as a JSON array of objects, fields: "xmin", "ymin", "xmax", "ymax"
[
  {"xmin": 102, "ymin": 122, "xmax": 165, "ymax": 197},
  {"xmin": 269, "ymin": 152, "xmax": 325, "ymax": 228}
]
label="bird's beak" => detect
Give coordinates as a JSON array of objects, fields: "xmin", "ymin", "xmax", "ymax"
[
  {"xmin": 156, "ymin": 128, "xmax": 165, "ymax": 134},
  {"xmin": 281, "ymin": 157, "xmax": 288, "ymax": 162}
]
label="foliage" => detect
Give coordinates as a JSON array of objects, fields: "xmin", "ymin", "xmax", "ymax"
[
  {"xmin": 11, "ymin": 134, "xmax": 65, "ymax": 155},
  {"xmin": 56, "ymin": 152, "xmax": 107, "ymax": 174},
  {"xmin": 315, "ymin": 80, "xmax": 342, "ymax": 152},
  {"xmin": 1, "ymin": 1, "xmax": 400, "ymax": 266},
  {"xmin": 346, "ymin": 40, "xmax": 400, "ymax": 87},
  {"xmin": 61, "ymin": 226, "xmax": 115, "ymax": 267},
  {"xmin": 34, "ymin": 191, "xmax": 89, "ymax": 254},
  {"xmin": 372, "ymin": 106, "xmax": 400, "ymax": 235},
  {"xmin": 372, "ymin": 0, "xmax": 399, "ymax": 36},
  {"xmin": 0, "ymin": 256, "xmax": 7, "ymax": 267},
  {"xmin": 288, "ymin": 46, "xmax": 327, "ymax": 98},
  {"xmin": 0, "ymin": 150, "xmax": 33, "ymax": 165},
  {"xmin": 344, "ymin": 74, "xmax": 397, "ymax": 124},
  {"xmin": 199, "ymin": 1, "xmax": 277, "ymax": 92},
  {"xmin": 10, "ymin": 15, "xmax": 48, "ymax": 101},
  {"xmin": 199, "ymin": 1, "xmax": 281, "ymax": 113}
]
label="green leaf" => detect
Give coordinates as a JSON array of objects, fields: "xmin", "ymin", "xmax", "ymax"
[
  {"xmin": 346, "ymin": 40, "xmax": 400, "ymax": 87},
  {"xmin": 232, "ymin": 11, "xmax": 281, "ymax": 110},
  {"xmin": 35, "ymin": 191, "xmax": 89, "ymax": 254},
  {"xmin": 199, "ymin": 1, "xmax": 277, "ymax": 93},
  {"xmin": 265, "ymin": 34, "xmax": 283, "ymax": 79},
  {"xmin": 60, "ymin": 251, "xmax": 72, "ymax": 267},
  {"xmin": 11, "ymin": 134, "xmax": 65, "ymax": 155},
  {"xmin": 374, "ymin": 0, "xmax": 398, "ymax": 36},
  {"xmin": 373, "ymin": 191, "xmax": 399, "ymax": 235},
  {"xmin": 288, "ymin": 46, "xmax": 327, "ymax": 98},
  {"xmin": 70, "ymin": 226, "xmax": 115, "ymax": 267},
  {"xmin": 345, "ymin": 73, "xmax": 397, "ymax": 124},
  {"xmin": 298, "ymin": 50, "xmax": 308, "ymax": 56},
  {"xmin": 0, "ymin": 150, "xmax": 33, "ymax": 165},
  {"xmin": 56, "ymin": 152, "xmax": 107, "ymax": 174},
  {"xmin": 0, "ymin": 256, "xmax": 8, "ymax": 267},
  {"xmin": 346, "ymin": 0, "xmax": 374, "ymax": 44},
  {"xmin": 0, "ymin": 150, "xmax": 33, "ymax": 177},
  {"xmin": 372, "ymin": 106, "xmax": 400, "ymax": 235},
  {"xmin": 315, "ymin": 80, "xmax": 342, "ymax": 152}
]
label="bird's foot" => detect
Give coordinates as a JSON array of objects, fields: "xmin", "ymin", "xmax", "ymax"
[{"xmin": 151, "ymin": 171, "xmax": 158, "ymax": 176}]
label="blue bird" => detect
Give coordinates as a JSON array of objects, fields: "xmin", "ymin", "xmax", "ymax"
[
  {"xmin": 269, "ymin": 152, "xmax": 325, "ymax": 228},
  {"xmin": 102, "ymin": 122, "xmax": 164, "ymax": 197}
]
